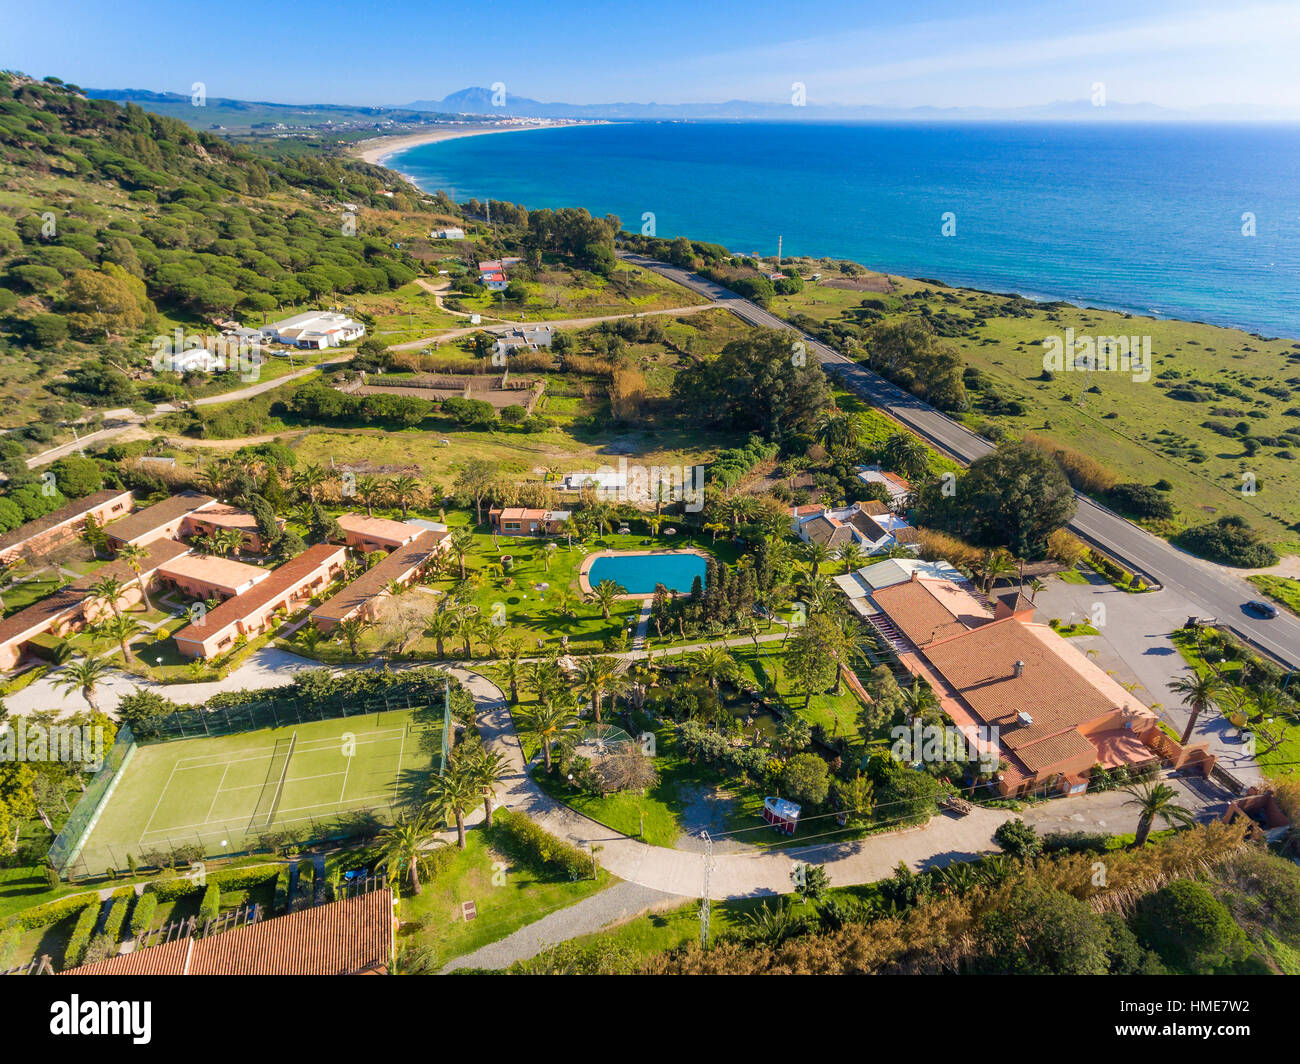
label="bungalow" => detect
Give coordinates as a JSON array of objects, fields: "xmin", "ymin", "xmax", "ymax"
[
  {"xmin": 260, "ymin": 311, "xmax": 365, "ymax": 350},
  {"xmin": 560, "ymin": 470, "xmax": 625, "ymax": 494},
  {"xmin": 491, "ymin": 325, "xmax": 553, "ymax": 360},
  {"xmin": 864, "ymin": 572, "xmax": 1214, "ymax": 797},
  {"xmin": 0, "ymin": 489, "xmax": 133, "ymax": 565},
  {"xmin": 155, "ymin": 552, "xmax": 271, "ymax": 601},
  {"xmin": 857, "ymin": 464, "xmax": 912, "ymax": 503},
  {"xmin": 432, "ymin": 227, "xmax": 466, "ymax": 240},
  {"xmin": 171, "ymin": 543, "xmax": 347, "ymax": 659},
  {"xmin": 488, "ymin": 507, "xmax": 571, "ymax": 536},
  {"xmin": 104, "ymin": 492, "xmax": 218, "ymax": 551},
  {"xmin": 0, "ymin": 539, "xmax": 188, "ymax": 670},
  {"xmin": 182, "ymin": 503, "xmax": 281, "ymax": 554},
  {"xmin": 311, "ymin": 530, "xmax": 446, "ymax": 633},
  {"xmin": 335, "ymin": 512, "xmax": 423, "ymax": 554}
]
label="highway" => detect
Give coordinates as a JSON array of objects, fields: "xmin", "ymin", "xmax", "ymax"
[{"xmin": 619, "ymin": 251, "xmax": 1300, "ymax": 670}]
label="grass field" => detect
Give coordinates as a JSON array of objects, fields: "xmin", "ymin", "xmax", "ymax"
[{"xmin": 77, "ymin": 709, "xmax": 435, "ymax": 871}]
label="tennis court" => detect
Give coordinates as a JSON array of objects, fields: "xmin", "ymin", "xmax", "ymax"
[{"xmin": 76, "ymin": 708, "xmax": 434, "ymax": 871}]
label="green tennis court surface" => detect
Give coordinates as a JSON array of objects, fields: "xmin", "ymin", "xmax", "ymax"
[{"xmin": 77, "ymin": 709, "xmax": 434, "ymax": 871}]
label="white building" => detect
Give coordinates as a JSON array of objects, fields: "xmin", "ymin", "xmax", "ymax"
[
  {"xmin": 857, "ymin": 464, "xmax": 913, "ymax": 504},
  {"xmin": 261, "ymin": 311, "xmax": 366, "ymax": 350},
  {"xmin": 491, "ymin": 325, "xmax": 554, "ymax": 360},
  {"xmin": 432, "ymin": 227, "xmax": 466, "ymax": 240},
  {"xmin": 790, "ymin": 500, "xmax": 920, "ymax": 555}
]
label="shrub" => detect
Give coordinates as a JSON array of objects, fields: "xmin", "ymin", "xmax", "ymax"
[
  {"xmin": 1132, "ymin": 879, "xmax": 1244, "ymax": 973},
  {"xmin": 1175, "ymin": 515, "xmax": 1278, "ymax": 568},
  {"xmin": 994, "ymin": 818, "xmax": 1042, "ymax": 858},
  {"xmin": 63, "ymin": 901, "xmax": 102, "ymax": 969},
  {"xmin": 100, "ymin": 895, "xmax": 129, "ymax": 941},
  {"xmin": 198, "ymin": 883, "xmax": 221, "ymax": 927},
  {"xmin": 491, "ymin": 808, "xmax": 591, "ymax": 880},
  {"xmin": 13, "ymin": 893, "xmax": 99, "ymax": 932},
  {"xmin": 129, "ymin": 892, "xmax": 157, "ymax": 937}
]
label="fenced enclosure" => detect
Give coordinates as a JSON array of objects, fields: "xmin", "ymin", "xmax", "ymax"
[{"xmin": 46, "ymin": 724, "xmax": 138, "ymax": 875}]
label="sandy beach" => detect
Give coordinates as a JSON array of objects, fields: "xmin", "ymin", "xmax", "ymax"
[{"xmin": 353, "ymin": 120, "xmax": 601, "ymax": 171}]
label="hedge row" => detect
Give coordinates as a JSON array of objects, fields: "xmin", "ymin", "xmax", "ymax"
[
  {"xmin": 129, "ymin": 892, "xmax": 157, "ymax": 937},
  {"xmin": 100, "ymin": 895, "xmax": 129, "ymax": 941},
  {"xmin": 11, "ymin": 892, "xmax": 100, "ymax": 931},
  {"xmin": 63, "ymin": 901, "xmax": 102, "ymax": 969},
  {"xmin": 491, "ymin": 809, "xmax": 592, "ymax": 881},
  {"xmin": 198, "ymin": 884, "xmax": 220, "ymax": 928}
]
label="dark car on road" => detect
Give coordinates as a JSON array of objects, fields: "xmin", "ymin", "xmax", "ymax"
[{"xmin": 1245, "ymin": 600, "xmax": 1279, "ymax": 618}]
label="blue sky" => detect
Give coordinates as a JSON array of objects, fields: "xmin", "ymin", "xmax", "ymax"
[{"xmin": 2, "ymin": 0, "xmax": 1298, "ymax": 113}]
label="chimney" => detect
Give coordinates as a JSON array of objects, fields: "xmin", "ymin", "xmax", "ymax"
[{"xmin": 1013, "ymin": 660, "xmax": 1025, "ymax": 678}]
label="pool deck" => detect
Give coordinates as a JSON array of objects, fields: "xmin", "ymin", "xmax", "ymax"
[{"xmin": 578, "ymin": 547, "xmax": 709, "ymax": 599}]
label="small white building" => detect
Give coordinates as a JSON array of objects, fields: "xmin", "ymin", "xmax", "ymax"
[
  {"xmin": 790, "ymin": 500, "xmax": 920, "ymax": 555},
  {"xmin": 432, "ymin": 226, "xmax": 466, "ymax": 240},
  {"xmin": 261, "ymin": 311, "xmax": 366, "ymax": 350}
]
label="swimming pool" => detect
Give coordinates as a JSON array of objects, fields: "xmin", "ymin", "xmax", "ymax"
[{"xmin": 585, "ymin": 552, "xmax": 707, "ymax": 596}]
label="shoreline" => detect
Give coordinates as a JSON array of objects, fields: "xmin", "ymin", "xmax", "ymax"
[{"xmin": 352, "ymin": 119, "xmax": 604, "ymax": 175}]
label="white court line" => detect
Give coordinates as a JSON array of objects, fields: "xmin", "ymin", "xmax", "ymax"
[
  {"xmin": 393, "ymin": 726, "xmax": 406, "ymax": 800},
  {"xmin": 139, "ymin": 756, "xmax": 183, "ymax": 838},
  {"xmin": 137, "ymin": 791, "xmax": 393, "ymax": 841},
  {"xmin": 170, "ymin": 730, "xmax": 406, "ymax": 772},
  {"xmin": 203, "ymin": 762, "xmax": 231, "ymax": 824}
]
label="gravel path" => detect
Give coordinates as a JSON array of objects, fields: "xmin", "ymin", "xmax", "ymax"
[{"xmin": 440, "ymin": 881, "xmax": 685, "ymax": 971}]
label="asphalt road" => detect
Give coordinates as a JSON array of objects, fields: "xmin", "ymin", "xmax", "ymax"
[{"xmin": 620, "ymin": 251, "xmax": 1300, "ymax": 669}]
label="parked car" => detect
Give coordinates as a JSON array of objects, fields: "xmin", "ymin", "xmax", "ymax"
[{"xmin": 1245, "ymin": 600, "xmax": 1279, "ymax": 619}]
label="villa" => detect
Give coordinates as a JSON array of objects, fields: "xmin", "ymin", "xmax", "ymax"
[
  {"xmin": 488, "ymin": 507, "xmax": 572, "ymax": 536},
  {"xmin": 0, "ymin": 489, "xmax": 132, "ymax": 565},
  {"xmin": 154, "ymin": 552, "xmax": 271, "ymax": 601},
  {"xmin": 791, "ymin": 501, "xmax": 919, "ymax": 554},
  {"xmin": 311, "ymin": 530, "xmax": 446, "ymax": 633},
  {"xmin": 260, "ymin": 311, "xmax": 365, "ymax": 349},
  {"xmin": 857, "ymin": 569, "xmax": 1214, "ymax": 797},
  {"xmin": 491, "ymin": 325, "xmax": 553, "ymax": 360},
  {"xmin": 172, "ymin": 543, "xmax": 347, "ymax": 659}
]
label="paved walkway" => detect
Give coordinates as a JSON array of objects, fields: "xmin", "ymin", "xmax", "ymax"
[{"xmin": 439, "ymin": 881, "xmax": 684, "ymax": 972}]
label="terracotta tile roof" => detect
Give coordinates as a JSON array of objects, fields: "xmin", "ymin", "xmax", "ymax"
[
  {"xmin": 172, "ymin": 543, "xmax": 346, "ymax": 643},
  {"xmin": 0, "ymin": 489, "xmax": 132, "ymax": 554},
  {"xmin": 996, "ymin": 590, "xmax": 1035, "ymax": 613},
  {"xmin": 337, "ymin": 512, "xmax": 419, "ymax": 546},
  {"xmin": 104, "ymin": 492, "xmax": 216, "ymax": 544},
  {"xmin": 891, "ymin": 525, "xmax": 922, "ymax": 545},
  {"xmin": 870, "ymin": 578, "xmax": 977, "ymax": 647},
  {"xmin": 312, "ymin": 531, "xmax": 444, "ymax": 624},
  {"xmin": 0, "ymin": 538, "xmax": 188, "ymax": 645},
  {"xmin": 62, "ymin": 890, "xmax": 393, "ymax": 975}
]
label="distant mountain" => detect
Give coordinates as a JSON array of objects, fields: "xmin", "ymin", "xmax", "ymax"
[{"xmin": 408, "ymin": 87, "xmax": 1288, "ymax": 122}]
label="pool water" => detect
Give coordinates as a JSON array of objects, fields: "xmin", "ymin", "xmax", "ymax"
[{"xmin": 587, "ymin": 552, "xmax": 707, "ymax": 595}]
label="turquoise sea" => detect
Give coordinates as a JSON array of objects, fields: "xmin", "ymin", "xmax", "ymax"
[{"xmin": 389, "ymin": 121, "xmax": 1300, "ymax": 337}]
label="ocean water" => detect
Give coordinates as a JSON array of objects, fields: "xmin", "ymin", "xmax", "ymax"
[{"xmin": 389, "ymin": 121, "xmax": 1300, "ymax": 337}]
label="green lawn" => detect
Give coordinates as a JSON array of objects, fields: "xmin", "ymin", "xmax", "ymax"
[
  {"xmin": 730, "ymin": 643, "xmax": 867, "ymax": 743},
  {"xmin": 401, "ymin": 825, "xmax": 611, "ymax": 968}
]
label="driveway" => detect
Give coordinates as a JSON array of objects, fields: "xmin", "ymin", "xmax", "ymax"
[{"xmin": 1032, "ymin": 573, "xmax": 1263, "ymax": 786}]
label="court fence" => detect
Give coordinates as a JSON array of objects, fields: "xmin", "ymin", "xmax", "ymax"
[{"xmin": 46, "ymin": 725, "xmax": 138, "ymax": 875}]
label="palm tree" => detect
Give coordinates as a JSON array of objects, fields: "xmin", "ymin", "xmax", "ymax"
[
  {"xmin": 499, "ymin": 644, "xmax": 524, "ymax": 704},
  {"xmin": 462, "ymin": 749, "xmax": 509, "ymax": 828},
  {"xmin": 881, "ymin": 432, "xmax": 930, "ymax": 480},
  {"xmin": 116, "ymin": 543, "xmax": 154, "ymax": 613},
  {"xmin": 587, "ymin": 578, "xmax": 626, "ymax": 620},
  {"xmin": 373, "ymin": 816, "xmax": 441, "ymax": 895},
  {"xmin": 776, "ymin": 715, "xmax": 812, "ymax": 756},
  {"xmin": 448, "ymin": 526, "xmax": 474, "ymax": 580},
  {"xmin": 837, "ymin": 541, "xmax": 866, "ymax": 575},
  {"xmin": 691, "ymin": 644, "xmax": 738, "ymax": 693},
  {"xmin": 704, "ymin": 521, "xmax": 729, "ymax": 544},
  {"xmin": 211, "ymin": 527, "xmax": 243, "ymax": 558},
  {"xmin": 977, "ymin": 551, "xmax": 1017, "ymax": 594},
  {"xmin": 290, "ymin": 462, "xmax": 329, "ymax": 503},
  {"xmin": 899, "ymin": 675, "xmax": 938, "ymax": 723},
  {"xmin": 355, "ymin": 475, "xmax": 386, "ymax": 518},
  {"xmin": 389, "ymin": 474, "xmax": 422, "ymax": 518},
  {"xmin": 520, "ymin": 700, "xmax": 578, "ymax": 772},
  {"xmin": 542, "ymin": 542, "xmax": 558, "ymax": 572},
  {"xmin": 336, "ymin": 616, "xmax": 368, "ymax": 656},
  {"xmin": 92, "ymin": 614, "xmax": 143, "ymax": 664},
  {"xmin": 1123, "ymin": 782, "xmax": 1196, "ymax": 846},
  {"xmin": 191, "ymin": 533, "xmax": 222, "ymax": 557},
  {"xmin": 1167, "ymin": 669, "xmax": 1226, "ymax": 746},
  {"xmin": 424, "ymin": 766, "xmax": 480, "ymax": 849},
  {"xmin": 802, "ymin": 540, "xmax": 832, "ymax": 580},
  {"xmin": 52, "ymin": 657, "xmax": 114, "ymax": 713},
  {"xmin": 88, "ymin": 575, "xmax": 127, "ymax": 619},
  {"xmin": 814, "ymin": 410, "xmax": 859, "ymax": 455},
  {"xmin": 576, "ymin": 655, "xmax": 625, "ymax": 725},
  {"xmin": 421, "ymin": 609, "xmax": 457, "ymax": 659},
  {"xmin": 455, "ymin": 610, "xmax": 483, "ymax": 659}
]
